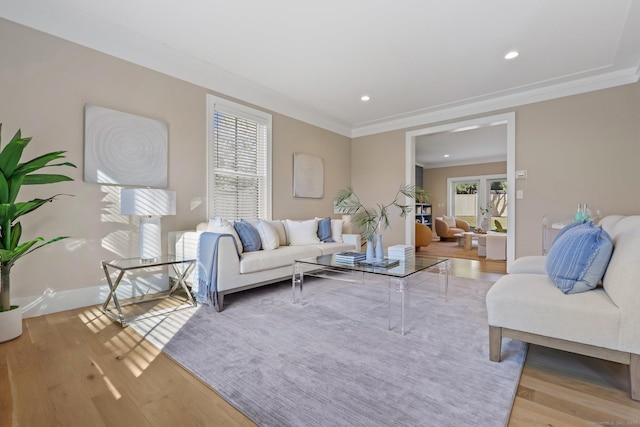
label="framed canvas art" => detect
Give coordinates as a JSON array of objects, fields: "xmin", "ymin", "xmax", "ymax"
[
  {"xmin": 293, "ymin": 153, "xmax": 323, "ymax": 198},
  {"xmin": 84, "ymin": 104, "xmax": 168, "ymax": 187}
]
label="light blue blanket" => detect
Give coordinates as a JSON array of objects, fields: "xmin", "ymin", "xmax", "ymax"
[{"xmin": 193, "ymin": 232, "xmax": 241, "ymax": 308}]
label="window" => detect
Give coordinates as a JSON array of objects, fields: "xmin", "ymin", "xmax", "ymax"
[
  {"xmin": 207, "ymin": 95, "xmax": 272, "ymax": 221},
  {"xmin": 447, "ymin": 174, "xmax": 507, "ymax": 231}
]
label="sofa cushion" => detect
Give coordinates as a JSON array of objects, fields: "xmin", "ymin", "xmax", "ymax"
[
  {"xmin": 285, "ymin": 219, "xmax": 320, "ymax": 246},
  {"xmin": 331, "ymin": 219, "xmax": 344, "ymax": 243},
  {"xmin": 509, "ymin": 256, "xmax": 547, "ymax": 274},
  {"xmin": 239, "ymin": 245, "xmax": 323, "ymax": 273},
  {"xmin": 234, "ymin": 220, "xmax": 262, "ymax": 252},
  {"xmin": 443, "ymin": 215, "xmax": 456, "ymax": 227},
  {"xmin": 267, "ymin": 220, "xmax": 287, "ymax": 246},
  {"xmin": 255, "ymin": 220, "xmax": 280, "ymax": 250},
  {"xmin": 545, "ymin": 221, "xmax": 613, "ymax": 294},
  {"xmin": 317, "ymin": 217, "xmax": 335, "ymax": 243},
  {"xmin": 486, "ymin": 273, "xmax": 620, "ymax": 350},
  {"xmin": 208, "ymin": 218, "xmax": 243, "ymax": 253}
]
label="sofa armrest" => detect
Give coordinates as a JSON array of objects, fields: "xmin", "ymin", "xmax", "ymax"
[
  {"xmin": 342, "ymin": 234, "xmax": 361, "ymax": 250},
  {"xmin": 169, "ymin": 230, "xmax": 203, "ymax": 281},
  {"xmin": 168, "ymin": 230, "xmax": 193, "ymax": 256},
  {"xmin": 455, "ymin": 219, "xmax": 470, "ymax": 232}
]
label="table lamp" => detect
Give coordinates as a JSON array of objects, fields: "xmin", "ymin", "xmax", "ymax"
[{"xmin": 120, "ymin": 188, "xmax": 176, "ymax": 261}]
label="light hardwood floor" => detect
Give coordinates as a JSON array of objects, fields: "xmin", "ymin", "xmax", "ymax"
[{"xmin": 1, "ymin": 258, "xmax": 639, "ymax": 426}]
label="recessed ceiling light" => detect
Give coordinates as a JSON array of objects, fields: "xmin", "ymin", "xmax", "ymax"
[
  {"xmin": 505, "ymin": 51, "xmax": 519, "ymax": 60},
  {"xmin": 443, "ymin": 154, "xmax": 450, "ymax": 158},
  {"xmin": 360, "ymin": 95, "xmax": 370, "ymax": 102}
]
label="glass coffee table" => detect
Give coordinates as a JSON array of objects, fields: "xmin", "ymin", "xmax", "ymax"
[{"xmin": 292, "ymin": 254, "xmax": 450, "ymax": 335}]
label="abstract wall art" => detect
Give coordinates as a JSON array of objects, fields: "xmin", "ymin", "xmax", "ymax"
[
  {"xmin": 84, "ymin": 104, "xmax": 168, "ymax": 187},
  {"xmin": 293, "ymin": 152, "xmax": 323, "ymax": 198}
]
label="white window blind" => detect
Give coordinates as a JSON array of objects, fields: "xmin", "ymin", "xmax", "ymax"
[{"xmin": 207, "ymin": 95, "xmax": 272, "ymax": 221}]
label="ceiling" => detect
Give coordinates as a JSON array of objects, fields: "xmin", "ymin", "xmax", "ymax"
[
  {"xmin": 1, "ymin": 0, "xmax": 639, "ymax": 138},
  {"xmin": 416, "ymin": 124, "xmax": 507, "ymax": 169}
]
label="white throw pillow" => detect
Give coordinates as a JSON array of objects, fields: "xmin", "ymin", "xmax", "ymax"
[
  {"xmin": 443, "ymin": 215, "xmax": 457, "ymax": 228},
  {"xmin": 284, "ymin": 219, "xmax": 320, "ymax": 246},
  {"xmin": 207, "ymin": 218, "xmax": 244, "ymax": 252},
  {"xmin": 255, "ymin": 220, "xmax": 280, "ymax": 250},
  {"xmin": 331, "ymin": 219, "xmax": 344, "ymax": 243},
  {"xmin": 267, "ymin": 220, "xmax": 288, "ymax": 246}
]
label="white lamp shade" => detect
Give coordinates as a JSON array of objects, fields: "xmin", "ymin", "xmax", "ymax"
[{"xmin": 120, "ymin": 188, "xmax": 176, "ymax": 216}]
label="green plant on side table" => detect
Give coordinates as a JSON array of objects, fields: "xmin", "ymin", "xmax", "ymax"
[
  {"xmin": 0, "ymin": 124, "xmax": 75, "ymax": 342},
  {"xmin": 333, "ymin": 184, "xmax": 428, "ymax": 241}
]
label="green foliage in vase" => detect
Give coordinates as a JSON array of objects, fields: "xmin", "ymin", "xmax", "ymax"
[
  {"xmin": 334, "ymin": 184, "xmax": 428, "ymax": 240},
  {"xmin": 0, "ymin": 124, "xmax": 76, "ymax": 312}
]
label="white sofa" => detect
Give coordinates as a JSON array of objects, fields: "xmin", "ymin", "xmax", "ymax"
[
  {"xmin": 168, "ymin": 219, "xmax": 359, "ymax": 311},
  {"xmin": 486, "ymin": 215, "xmax": 639, "ymax": 400}
]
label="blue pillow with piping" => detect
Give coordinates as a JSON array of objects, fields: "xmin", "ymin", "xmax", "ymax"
[
  {"xmin": 234, "ymin": 220, "xmax": 262, "ymax": 252},
  {"xmin": 317, "ymin": 217, "xmax": 334, "ymax": 243},
  {"xmin": 551, "ymin": 220, "xmax": 591, "ymax": 247},
  {"xmin": 545, "ymin": 221, "xmax": 613, "ymax": 294}
]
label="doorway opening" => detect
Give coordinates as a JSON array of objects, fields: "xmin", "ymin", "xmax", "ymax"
[{"xmin": 404, "ymin": 112, "xmax": 515, "ymax": 268}]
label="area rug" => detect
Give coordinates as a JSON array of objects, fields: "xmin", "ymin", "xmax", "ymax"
[{"xmin": 132, "ymin": 274, "xmax": 526, "ymax": 427}]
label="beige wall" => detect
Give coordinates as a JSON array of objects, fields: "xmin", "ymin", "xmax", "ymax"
[
  {"xmin": 353, "ymin": 82, "xmax": 640, "ymax": 257},
  {"xmin": 0, "ymin": 19, "xmax": 349, "ymax": 314},
  {"xmin": 350, "ymin": 130, "xmax": 408, "ymax": 247},
  {"xmin": 422, "ymin": 162, "xmax": 507, "ymax": 218}
]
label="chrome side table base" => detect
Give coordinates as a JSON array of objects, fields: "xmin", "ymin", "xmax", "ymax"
[{"xmin": 101, "ymin": 256, "xmax": 196, "ymax": 327}]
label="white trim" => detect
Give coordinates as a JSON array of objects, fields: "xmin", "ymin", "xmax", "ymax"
[
  {"xmin": 15, "ymin": 274, "xmax": 170, "ymax": 319},
  {"xmin": 405, "ymin": 112, "xmax": 516, "ymax": 269},
  {"xmin": 353, "ymin": 67, "xmax": 638, "ymax": 138},
  {"xmin": 206, "ymin": 94, "xmax": 273, "ymax": 221}
]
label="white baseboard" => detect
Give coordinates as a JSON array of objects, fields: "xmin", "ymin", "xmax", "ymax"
[{"xmin": 14, "ymin": 273, "xmax": 170, "ymax": 319}]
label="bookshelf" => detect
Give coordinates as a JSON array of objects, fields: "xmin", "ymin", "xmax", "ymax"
[{"xmin": 415, "ymin": 203, "xmax": 432, "ymax": 229}]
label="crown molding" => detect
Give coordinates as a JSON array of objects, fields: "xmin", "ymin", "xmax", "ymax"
[{"xmin": 350, "ymin": 66, "xmax": 640, "ymax": 138}]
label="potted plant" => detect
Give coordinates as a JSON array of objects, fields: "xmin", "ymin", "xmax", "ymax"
[
  {"xmin": 334, "ymin": 184, "xmax": 428, "ymax": 260},
  {"xmin": 0, "ymin": 124, "xmax": 75, "ymax": 342}
]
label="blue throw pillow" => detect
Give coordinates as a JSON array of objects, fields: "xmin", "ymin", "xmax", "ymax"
[
  {"xmin": 551, "ymin": 220, "xmax": 591, "ymax": 247},
  {"xmin": 317, "ymin": 217, "xmax": 334, "ymax": 243},
  {"xmin": 545, "ymin": 222, "xmax": 613, "ymax": 294},
  {"xmin": 234, "ymin": 220, "xmax": 262, "ymax": 252}
]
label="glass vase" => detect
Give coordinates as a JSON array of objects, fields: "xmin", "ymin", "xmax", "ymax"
[
  {"xmin": 366, "ymin": 235, "xmax": 375, "ymax": 262},
  {"xmin": 375, "ymin": 233, "xmax": 384, "ymax": 260}
]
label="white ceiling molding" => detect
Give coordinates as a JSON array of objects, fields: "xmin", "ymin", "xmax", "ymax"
[{"xmin": 351, "ymin": 66, "xmax": 640, "ymax": 138}]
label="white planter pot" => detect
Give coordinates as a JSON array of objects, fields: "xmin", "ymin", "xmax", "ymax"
[{"xmin": 0, "ymin": 306, "xmax": 23, "ymax": 343}]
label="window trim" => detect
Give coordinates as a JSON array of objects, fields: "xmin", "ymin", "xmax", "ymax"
[{"xmin": 206, "ymin": 94, "xmax": 272, "ymax": 220}]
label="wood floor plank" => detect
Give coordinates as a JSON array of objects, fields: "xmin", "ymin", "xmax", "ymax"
[
  {"xmin": 509, "ymin": 396, "xmax": 594, "ymax": 427},
  {"xmin": 519, "ymin": 375, "xmax": 640, "ymax": 422}
]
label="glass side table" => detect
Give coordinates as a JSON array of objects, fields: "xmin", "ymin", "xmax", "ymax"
[{"xmin": 101, "ymin": 255, "xmax": 197, "ymax": 326}]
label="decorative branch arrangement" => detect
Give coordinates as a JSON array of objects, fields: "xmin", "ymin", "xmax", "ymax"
[{"xmin": 334, "ymin": 184, "xmax": 428, "ymax": 240}]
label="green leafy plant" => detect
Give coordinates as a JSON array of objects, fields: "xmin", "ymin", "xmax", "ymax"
[
  {"xmin": 479, "ymin": 203, "xmax": 492, "ymax": 217},
  {"xmin": 334, "ymin": 184, "xmax": 428, "ymax": 240},
  {"xmin": 0, "ymin": 125, "xmax": 76, "ymax": 312}
]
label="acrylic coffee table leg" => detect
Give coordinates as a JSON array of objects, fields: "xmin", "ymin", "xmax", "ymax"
[
  {"xmin": 389, "ymin": 278, "xmax": 409, "ymax": 335},
  {"xmin": 292, "ymin": 261, "xmax": 304, "ymax": 304},
  {"xmin": 440, "ymin": 259, "xmax": 450, "ymax": 301}
]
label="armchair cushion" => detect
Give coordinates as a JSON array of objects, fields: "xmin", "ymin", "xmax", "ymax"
[
  {"xmin": 435, "ymin": 217, "xmax": 470, "ymax": 240},
  {"xmin": 545, "ymin": 221, "xmax": 613, "ymax": 294},
  {"xmin": 415, "ymin": 222, "xmax": 433, "ymax": 248}
]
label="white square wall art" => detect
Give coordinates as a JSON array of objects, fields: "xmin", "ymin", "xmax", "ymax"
[
  {"xmin": 84, "ymin": 104, "xmax": 168, "ymax": 187},
  {"xmin": 293, "ymin": 153, "xmax": 323, "ymax": 198}
]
